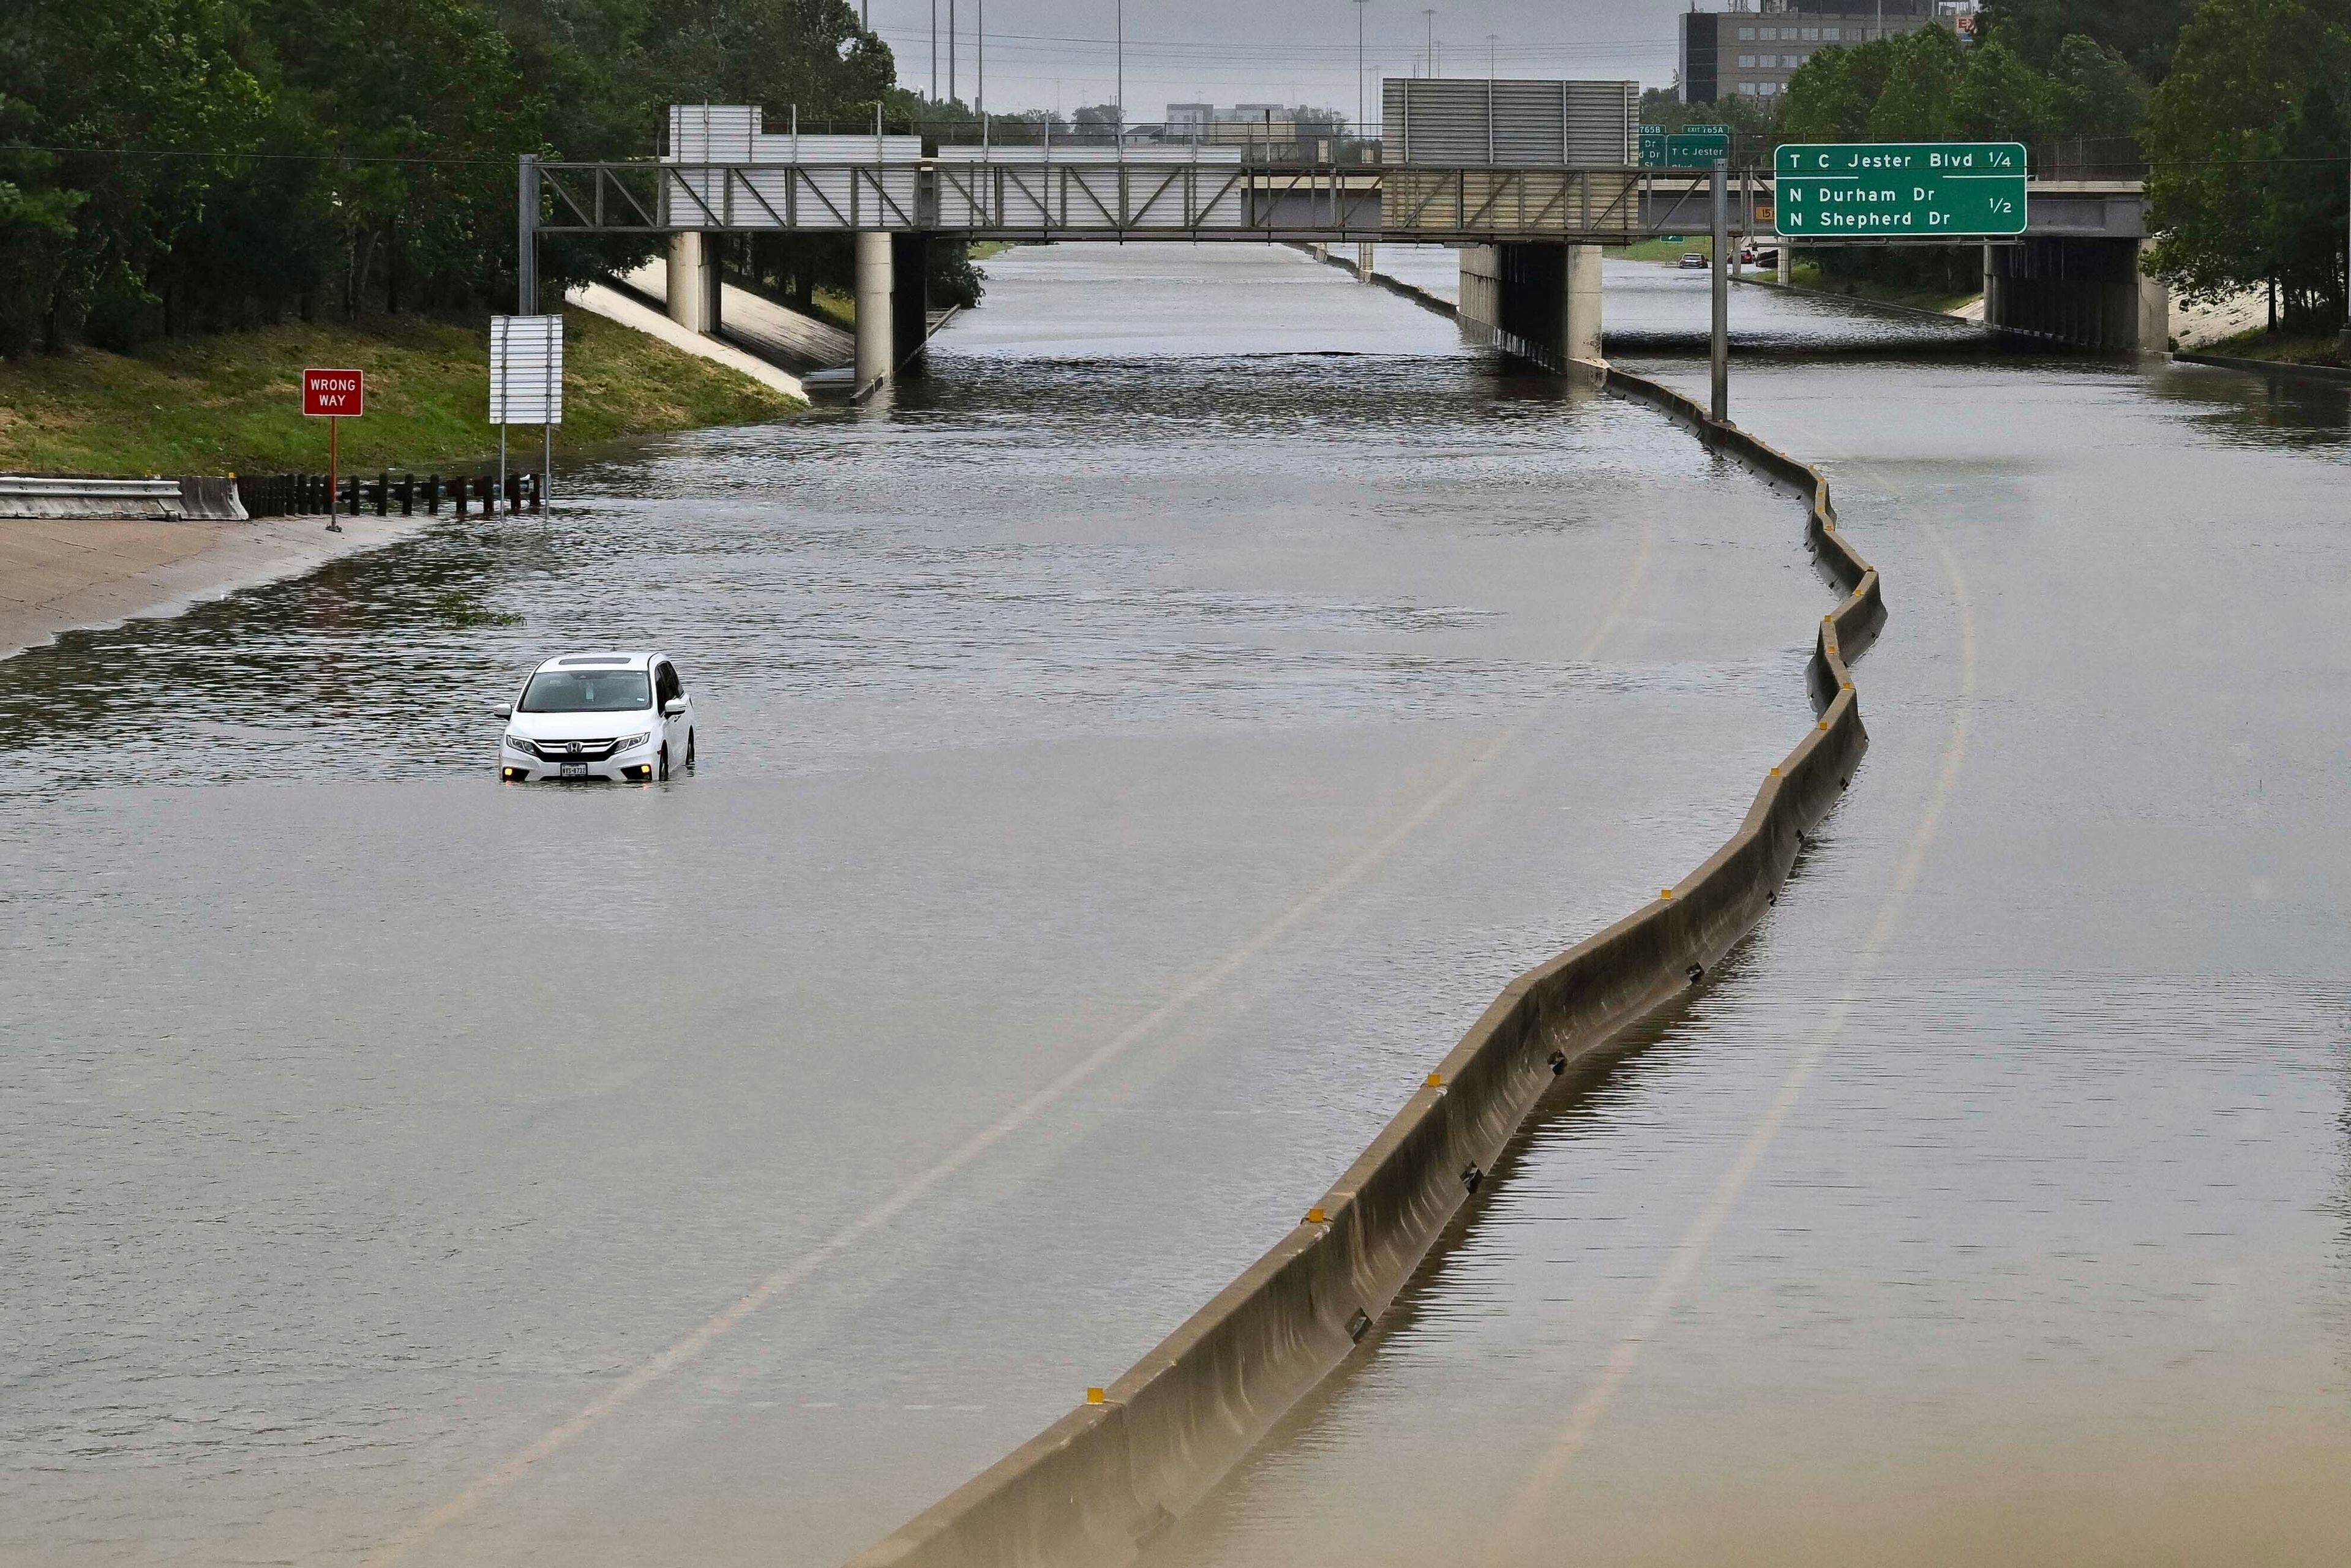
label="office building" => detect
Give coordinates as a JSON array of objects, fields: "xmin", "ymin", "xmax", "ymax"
[{"xmin": 1679, "ymin": 1, "xmax": 1968, "ymax": 105}]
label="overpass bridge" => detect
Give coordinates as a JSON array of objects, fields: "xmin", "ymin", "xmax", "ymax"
[{"xmin": 527, "ymin": 146, "xmax": 2156, "ymax": 386}]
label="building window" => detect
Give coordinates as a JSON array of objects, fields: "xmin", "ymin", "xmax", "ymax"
[
  {"xmin": 1739, "ymin": 81, "xmax": 1759, "ymax": 96},
  {"xmin": 1738, "ymin": 54, "xmax": 1755, "ymax": 67},
  {"xmin": 1739, "ymin": 26, "xmax": 1755, "ymax": 39},
  {"xmin": 1822, "ymin": 27, "xmax": 1840, "ymax": 41},
  {"xmin": 1801, "ymin": 28, "xmax": 1818, "ymax": 41},
  {"xmin": 1758, "ymin": 27, "xmax": 1776, "ymax": 39},
  {"xmin": 1760, "ymin": 81, "xmax": 1779, "ymax": 96}
]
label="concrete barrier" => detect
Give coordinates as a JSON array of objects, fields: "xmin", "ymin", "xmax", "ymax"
[
  {"xmin": 845, "ymin": 364, "xmax": 1882, "ymax": 1568},
  {"xmin": 2172, "ymin": 350, "xmax": 2351, "ymax": 387},
  {"xmin": 176, "ymin": 476, "xmax": 249, "ymax": 521}
]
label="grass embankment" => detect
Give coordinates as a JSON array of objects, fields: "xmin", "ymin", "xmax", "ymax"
[
  {"xmin": 1606, "ymin": 238, "xmax": 1982, "ymax": 315},
  {"xmin": 2197, "ymin": 327, "xmax": 2348, "ymax": 369},
  {"xmin": 1786, "ymin": 260, "xmax": 1979, "ymax": 315},
  {"xmin": 1609, "ymin": 237, "xmax": 1713, "ymax": 263},
  {"xmin": 0, "ymin": 306, "xmax": 801, "ymax": 476}
]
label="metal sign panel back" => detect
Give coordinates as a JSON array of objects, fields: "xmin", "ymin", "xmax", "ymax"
[{"xmin": 490, "ymin": 315, "xmax": 564, "ymax": 426}]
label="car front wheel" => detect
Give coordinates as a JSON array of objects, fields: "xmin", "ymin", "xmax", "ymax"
[{"xmin": 658, "ymin": 745, "xmax": 669, "ymax": 782}]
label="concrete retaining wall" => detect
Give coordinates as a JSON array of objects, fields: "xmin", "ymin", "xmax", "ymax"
[{"xmin": 845, "ymin": 364, "xmax": 1883, "ymax": 1568}]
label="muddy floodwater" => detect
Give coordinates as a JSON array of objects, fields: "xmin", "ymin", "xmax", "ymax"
[
  {"xmin": 1148, "ymin": 263, "xmax": 2351, "ymax": 1568},
  {"xmin": 4, "ymin": 243, "xmax": 2345, "ymax": 1567},
  {"xmin": 8, "ymin": 245, "xmax": 1822, "ymax": 1566}
]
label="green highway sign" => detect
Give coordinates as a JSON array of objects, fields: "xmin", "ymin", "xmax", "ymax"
[
  {"xmin": 1641, "ymin": 127, "xmax": 1733, "ymax": 170},
  {"xmin": 1774, "ymin": 141, "xmax": 2027, "ymax": 236}
]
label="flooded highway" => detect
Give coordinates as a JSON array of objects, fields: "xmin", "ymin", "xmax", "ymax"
[
  {"xmin": 3, "ymin": 245, "xmax": 1832, "ymax": 1566},
  {"xmin": 1148, "ymin": 268, "xmax": 2351, "ymax": 1565}
]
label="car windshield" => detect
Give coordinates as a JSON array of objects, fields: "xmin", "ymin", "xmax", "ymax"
[{"xmin": 518, "ymin": 668, "xmax": 651, "ymax": 712}]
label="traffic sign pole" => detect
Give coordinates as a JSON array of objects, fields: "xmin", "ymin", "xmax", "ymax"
[
  {"xmin": 301, "ymin": 367, "xmax": 364, "ymax": 533},
  {"xmin": 1711, "ymin": 160, "xmax": 1729, "ymax": 425}
]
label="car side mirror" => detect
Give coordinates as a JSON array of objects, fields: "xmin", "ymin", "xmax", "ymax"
[
  {"xmin": 662, "ymin": 698, "xmax": 687, "ymax": 718},
  {"xmin": 492, "ymin": 703, "xmax": 512, "ymax": 719}
]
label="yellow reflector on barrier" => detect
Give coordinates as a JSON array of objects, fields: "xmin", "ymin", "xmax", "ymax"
[
  {"xmin": 1425, "ymin": 1072, "xmax": 1444, "ymax": 1088},
  {"xmin": 1086, "ymin": 1387, "xmax": 1105, "ymax": 1405},
  {"xmin": 1305, "ymin": 1206, "xmax": 1327, "ymax": 1225}
]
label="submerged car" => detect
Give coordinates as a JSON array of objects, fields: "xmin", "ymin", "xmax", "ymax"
[
  {"xmin": 495, "ymin": 651, "xmax": 696, "ymax": 782},
  {"xmin": 1679, "ymin": 252, "xmax": 1709, "ymax": 269}
]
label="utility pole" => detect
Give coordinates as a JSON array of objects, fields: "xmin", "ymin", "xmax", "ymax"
[
  {"xmin": 949, "ymin": 0, "xmax": 956, "ymax": 105},
  {"xmin": 1355, "ymin": 0, "xmax": 1369, "ymax": 143},
  {"xmin": 1117, "ymin": 0, "xmax": 1124, "ymax": 129},
  {"xmin": 932, "ymin": 0, "xmax": 938, "ymax": 102},
  {"xmin": 1487, "ymin": 32, "xmax": 1496, "ymax": 80},
  {"xmin": 1423, "ymin": 9, "xmax": 1435, "ymax": 77}
]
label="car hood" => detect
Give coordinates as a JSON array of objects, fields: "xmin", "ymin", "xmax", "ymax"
[{"xmin": 508, "ymin": 711, "xmax": 658, "ymax": 741}]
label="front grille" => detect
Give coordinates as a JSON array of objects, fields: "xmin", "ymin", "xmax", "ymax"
[{"xmin": 525, "ymin": 738, "xmax": 617, "ymax": 762}]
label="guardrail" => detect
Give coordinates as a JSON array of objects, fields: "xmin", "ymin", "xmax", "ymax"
[
  {"xmin": 841, "ymin": 364, "xmax": 1883, "ymax": 1568},
  {"xmin": 1, "ymin": 476, "xmax": 189, "ymax": 521}
]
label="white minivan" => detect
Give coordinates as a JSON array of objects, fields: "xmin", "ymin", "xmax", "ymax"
[{"xmin": 495, "ymin": 651, "xmax": 696, "ymax": 782}]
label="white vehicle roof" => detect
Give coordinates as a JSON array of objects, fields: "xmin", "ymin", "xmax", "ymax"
[{"xmin": 531, "ymin": 650, "xmax": 660, "ymax": 672}]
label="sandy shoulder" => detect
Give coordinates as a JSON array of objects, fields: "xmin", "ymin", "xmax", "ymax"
[{"xmin": 0, "ymin": 511, "xmax": 431, "ymax": 663}]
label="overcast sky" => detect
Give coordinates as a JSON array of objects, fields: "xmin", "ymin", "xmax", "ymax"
[{"xmin": 859, "ymin": 1, "xmax": 1700, "ymax": 121}]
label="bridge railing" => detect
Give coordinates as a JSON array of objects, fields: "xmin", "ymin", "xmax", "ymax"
[{"xmin": 538, "ymin": 160, "xmax": 1756, "ymax": 242}]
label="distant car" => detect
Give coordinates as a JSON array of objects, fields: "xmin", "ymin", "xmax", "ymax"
[
  {"xmin": 495, "ymin": 650, "xmax": 696, "ymax": 782},
  {"xmin": 1679, "ymin": 252, "xmax": 1708, "ymax": 269}
]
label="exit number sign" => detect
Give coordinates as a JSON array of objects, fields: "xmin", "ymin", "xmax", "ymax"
[
  {"xmin": 302, "ymin": 367, "xmax": 366, "ymax": 417},
  {"xmin": 1774, "ymin": 142, "xmax": 2027, "ymax": 236}
]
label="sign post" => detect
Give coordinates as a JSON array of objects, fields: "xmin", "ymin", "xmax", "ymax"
[
  {"xmin": 490, "ymin": 316, "xmax": 564, "ymax": 512},
  {"xmin": 1774, "ymin": 141, "xmax": 2028, "ymax": 237},
  {"xmin": 301, "ymin": 368, "xmax": 365, "ymax": 532}
]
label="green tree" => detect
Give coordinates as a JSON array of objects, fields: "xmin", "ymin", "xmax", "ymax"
[
  {"xmin": 2145, "ymin": 0, "xmax": 2351, "ymax": 318},
  {"xmin": 1867, "ymin": 26, "xmax": 1965, "ymax": 140},
  {"xmin": 1981, "ymin": 0, "xmax": 2197, "ymax": 81},
  {"xmin": 1780, "ymin": 39, "xmax": 1897, "ymax": 144},
  {"xmin": 2045, "ymin": 35, "xmax": 2147, "ymax": 139},
  {"xmin": 1949, "ymin": 39, "xmax": 2052, "ymax": 140}
]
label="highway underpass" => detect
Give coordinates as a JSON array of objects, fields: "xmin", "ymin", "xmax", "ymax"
[{"xmin": 3, "ymin": 245, "xmax": 2346, "ymax": 1568}]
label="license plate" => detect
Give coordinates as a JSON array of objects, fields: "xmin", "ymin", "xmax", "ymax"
[{"xmin": 560, "ymin": 763, "xmax": 587, "ymax": 779}]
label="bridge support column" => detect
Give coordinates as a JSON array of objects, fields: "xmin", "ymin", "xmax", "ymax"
[
  {"xmin": 2134, "ymin": 240, "xmax": 2170, "ymax": 353},
  {"xmin": 666, "ymin": 231, "xmax": 720, "ymax": 334},
  {"xmin": 1463, "ymin": 243, "xmax": 1600, "ymax": 370},
  {"xmin": 1777, "ymin": 241, "xmax": 1793, "ymax": 286},
  {"xmin": 1565, "ymin": 244, "xmax": 1603, "ymax": 364},
  {"xmin": 1459, "ymin": 244, "xmax": 1501, "ymax": 343},
  {"xmin": 854, "ymin": 230, "xmax": 894, "ymax": 391},
  {"xmin": 1984, "ymin": 236, "xmax": 2169, "ymax": 353},
  {"xmin": 891, "ymin": 232, "xmax": 930, "ymax": 379},
  {"xmin": 1358, "ymin": 242, "xmax": 1375, "ymax": 282}
]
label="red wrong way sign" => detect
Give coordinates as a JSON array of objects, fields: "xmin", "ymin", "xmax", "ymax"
[{"xmin": 302, "ymin": 367, "xmax": 365, "ymax": 418}]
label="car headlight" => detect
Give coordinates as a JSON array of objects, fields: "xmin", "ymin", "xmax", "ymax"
[
  {"xmin": 504, "ymin": 733, "xmax": 538, "ymax": 757},
  {"xmin": 612, "ymin": 731, "xmax": 653, "ymax": 753}
]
